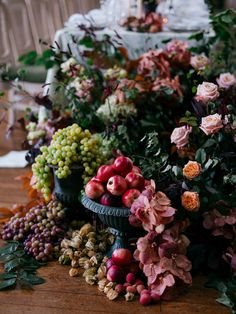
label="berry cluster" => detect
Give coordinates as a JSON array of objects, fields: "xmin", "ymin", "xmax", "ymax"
[{"xmin": 1, "ymin": 201, "xmax": 65, "ymax": 261}]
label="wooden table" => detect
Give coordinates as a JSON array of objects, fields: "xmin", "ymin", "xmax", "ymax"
[{"xmin": 0, "ymin": 120, "xmax": 230, "ymax": 314}]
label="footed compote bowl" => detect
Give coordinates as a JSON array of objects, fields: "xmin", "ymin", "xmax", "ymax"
[
  {"xmin": 50, "ymin": 165, "xmax": 84, "ymax": 207},
  {"xmin": 81, "ymin": 195, "xmax": 136, "ymax": 256}
]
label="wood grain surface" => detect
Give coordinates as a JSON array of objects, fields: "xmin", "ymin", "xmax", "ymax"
[{"xmin": 0, "ymin": 115, "xmax": 230, "ymax": 314}]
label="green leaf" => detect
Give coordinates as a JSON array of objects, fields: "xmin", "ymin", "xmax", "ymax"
[
  {"xmin": 0, "ymin": 273, "xmax": 17, "ymax": 280},
  {"xmin": 204, "ymin": 159, "xmax": 213, "ymax": 170},
  {"xmin": 19, "ymin": 271, "xmax": 45, "ymax": 285},
  {"xmin": 0, "ymin": 278, "xmax": 16, "ymax": 290},
  {"xmin": 195, "ymin": 148, "xmax": 207, "ymax": 163},
  {"xmin": 203, "ymin": 139, "xmax": 216, "ymax": 148},
  {"xmin": 45, "ymin": 60, "xmax": 55, "ymax": 69},
  {"xmin": 188, "ymin": 31, "xmax": 204, "ymax": 41},
  {"xmin": 42, "ymin": 49, "xmax": 54, "ymax": 58},
  {"xmin": 4, "ymin": 257, "xmax": 27, "ymax": 272},
  {"xmin": 216, "ymin": 294, "xmax": 233, "ymax": 308},
  {"xmin": 172, "ymin": 165, "xmax": 182, "ymax": 177},
  {"xmin": 0, "ymin": 242, "xmax": 19, "ymax": 256}
]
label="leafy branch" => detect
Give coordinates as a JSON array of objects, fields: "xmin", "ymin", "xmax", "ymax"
[{"xmin": 0, "ymin": 241, "xmax": 45, "ymax": 290}]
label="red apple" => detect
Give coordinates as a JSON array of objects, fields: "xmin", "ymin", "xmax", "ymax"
[
  {"xmin": 132, "ymin": 165, "xmax": 142, "ymax": 174},
  {"xmin": 122, "ymin": 189, "xmax": 141, "ymax": 207},
  {"xmin": 100, "ymin": 193, "xmax": 120, "ymax": 207},
  {"xmin": 90, "ymin": 176, "xmax": 103, "ymax": 183},
  {"xmin": 107, "ymin": 175, "xmax": 127, "ymax": 196},
  {"xmin": 85, "ymin": 181, "xmax": 105, "ymax": 199},
  {"xmin": 125, "ymin": 172, "xmax": 145, "ymax": 190},
  {"xmin": 106, "ymin": 258, "xmax": 115, "ymax": 270},
  {"xmin": 112, "ymin": 248, "xmax": 132, "ymax": 266},
  {"xmin": 107, "ymin": 265, "xmax": 126, "ymax": 283},
  {"xmin": 113, "ymin": 156, "xmax": 133, "ymax": 176},
  {"xmin": 96, "ymin": 165, "xmax": 116, "ymax": 182}
]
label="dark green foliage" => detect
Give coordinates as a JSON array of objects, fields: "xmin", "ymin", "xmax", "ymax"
[{"xmin": 0, "ymin": 241, "xmax": 45, "ymax": 290}]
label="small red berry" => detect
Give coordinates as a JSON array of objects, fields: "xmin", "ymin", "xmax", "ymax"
[
  {"xmin": 126, "ymin": 273, "xmax": 136, "ymax": 285},
  {"xmin": 115, "ymin": 284, "xmax": 126, "ymax": 294},
  {"xmin": 140, "ymin": 293, "xmax": 152, "ymax": 306},
  {"xmin": 137, "ymin": 284, "xmax": 145, "ymax": 294}
]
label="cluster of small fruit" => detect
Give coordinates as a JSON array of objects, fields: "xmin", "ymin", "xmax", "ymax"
[
  {"xmin": 1, "ymin": 201, "xmax": 66, "ymax": 261},
  {"xmin": 85, "ymin": 156, "xmax": 148, "ymax": 208},
  {"xmin": 102, "ymin": 248, "xmax": 160, "ymax": 305},
  {"xmin": 32, "ymin": 124, "xmax": 106, "ymax": 200},
  {"xmin": 59, "ymin": 223, "xmax": 115, "ymax": 284}
]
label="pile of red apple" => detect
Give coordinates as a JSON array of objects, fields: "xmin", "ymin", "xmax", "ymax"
[{"xmin": 85, "ymin": 156, "xmax": 148, "ymax": 208}]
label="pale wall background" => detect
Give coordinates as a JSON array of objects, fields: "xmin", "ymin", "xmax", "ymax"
[{"xmin": 0, "ymin": 0, "xmax": 99, "ymax": 66}]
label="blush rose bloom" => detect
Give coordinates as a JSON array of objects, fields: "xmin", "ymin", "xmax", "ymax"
[
  {"xmin": 195, "ymin": 82, "xmax": 219, "ymax": 104},
  {"xmin": 183, "ymin": 161, "xmax": 202, "ymax": 180},
  {"xmin": 181, "ymin": 191, "xmax": 200, "ymax": 212},
  {"xmin": 170, "ymin": 126, "xmax": 192, "ymax": 149},
  {"xmin": 216, "ymin": 72, "xmax": 236, "ymax": 90},
  {"xmin": 190, "ymin": 55, "xmax": 210, "ymax": 70},
  {"xmin": 200, "ymin": 113, "xmax": 223, "ymax": 135}
]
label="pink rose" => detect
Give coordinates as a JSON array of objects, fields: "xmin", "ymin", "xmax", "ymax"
[
  {"xmin": 195, "ymin": 82, "xmax": 219, "ymax": 104},
  {"xmin": 216, "ymin": 72, "xmax": 236, "ymax": 89},
  {"xmin": 170, "ymin": 126, "xmax": 192, "ymax": 149},
  {"xmin": 190, "ymin": 55, "xmax": 210, "ymax": 70},
  {"xmin": 200, "ymin": 113, "xmax": 223, "ymax": 135}
]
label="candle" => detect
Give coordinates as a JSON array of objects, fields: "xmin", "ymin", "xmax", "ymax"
[{"xmin": 137, "ymin": 0, "xmax": 142, "ymax": 19}]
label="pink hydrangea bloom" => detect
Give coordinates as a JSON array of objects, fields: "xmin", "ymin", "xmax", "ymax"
[
  {"xmin": 138, "ymin": 49, "xmax": 170, "ymax": 78},
  {"xmin": 134, "ymin": 225, "xmax": 192, "ymax": 298},
  {"xmin": 131, "ymin": 182, "xmax": 176, "ymax": 231}
]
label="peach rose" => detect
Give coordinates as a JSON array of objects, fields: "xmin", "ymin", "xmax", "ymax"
[
  {"xmin": 190, "ymin": 55, "xmax": 210, "ymax": 71},
  {"xmin": 183, "ymin": 161, "xmax": 202, "ymax": 179},
  {"xmin": 170, "ymin": 126, "xmax": 192, "ymax": 149},
  {"xmin": 200, "ymin": 113, "xmax": 223, "ymax": 136},
  {"xmin": 216, "ymin": 72, "xmax": 236, "ymax": 90},
  {"xmin": 181, "ymin": 191, "xmax": 200, "ymax": 212},
  {"xmin": 195, "ymin": 82, "xmax": 219, "ymax": 104}
]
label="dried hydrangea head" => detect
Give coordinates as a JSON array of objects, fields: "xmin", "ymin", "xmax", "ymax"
[
  {"xmin": 181, "ymin": 191, "xmax": 200, "ymax": 212},
  {"xmin": 183, "ymin": 161, "xmax": 202, "ymax": 180}
]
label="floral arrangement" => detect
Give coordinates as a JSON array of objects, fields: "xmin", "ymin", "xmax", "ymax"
[
  {"xmin": 120, "ymin": 12, "xmax": 163, "ymax": 33},
  {"xmin": 0, "ymin": 9, "xmax": 236, "ymax": 313}
]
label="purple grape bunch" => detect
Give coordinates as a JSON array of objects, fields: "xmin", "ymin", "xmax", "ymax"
[{"xmin": 1, "ymin": 200, "xmax": 65, "ymax": 261}]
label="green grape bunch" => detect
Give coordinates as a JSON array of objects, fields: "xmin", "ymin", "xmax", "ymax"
[{"xmin": 32, "ymin": 124, "xmax": 108, "ymax": 200}]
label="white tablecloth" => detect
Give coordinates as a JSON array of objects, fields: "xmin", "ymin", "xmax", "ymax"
[{"xmin": 52, "ymin": 26, "xmax": 197, "ymax": 60}]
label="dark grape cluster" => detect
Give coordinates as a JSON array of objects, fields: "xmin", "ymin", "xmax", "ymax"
[{"xmin": 1, "ymin": 200, "xmax": 65, "ymax": 261}]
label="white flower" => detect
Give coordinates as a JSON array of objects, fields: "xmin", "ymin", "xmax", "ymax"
[
  {"xmin": 60, "ymin": 57, "xmax": 77, "ymax": 73},
  {"xmin": 97, "ymin": 95, "xmax": 137, "ymax": 122}
]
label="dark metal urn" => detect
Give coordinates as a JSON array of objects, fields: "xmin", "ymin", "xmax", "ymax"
[
  {"xmin": 51, "ymin": 165, "xmax": 84, "ymax": 206},
  {"xmin": 81, "ymin": 195, "xmax": 137, "ymax": 256}
]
